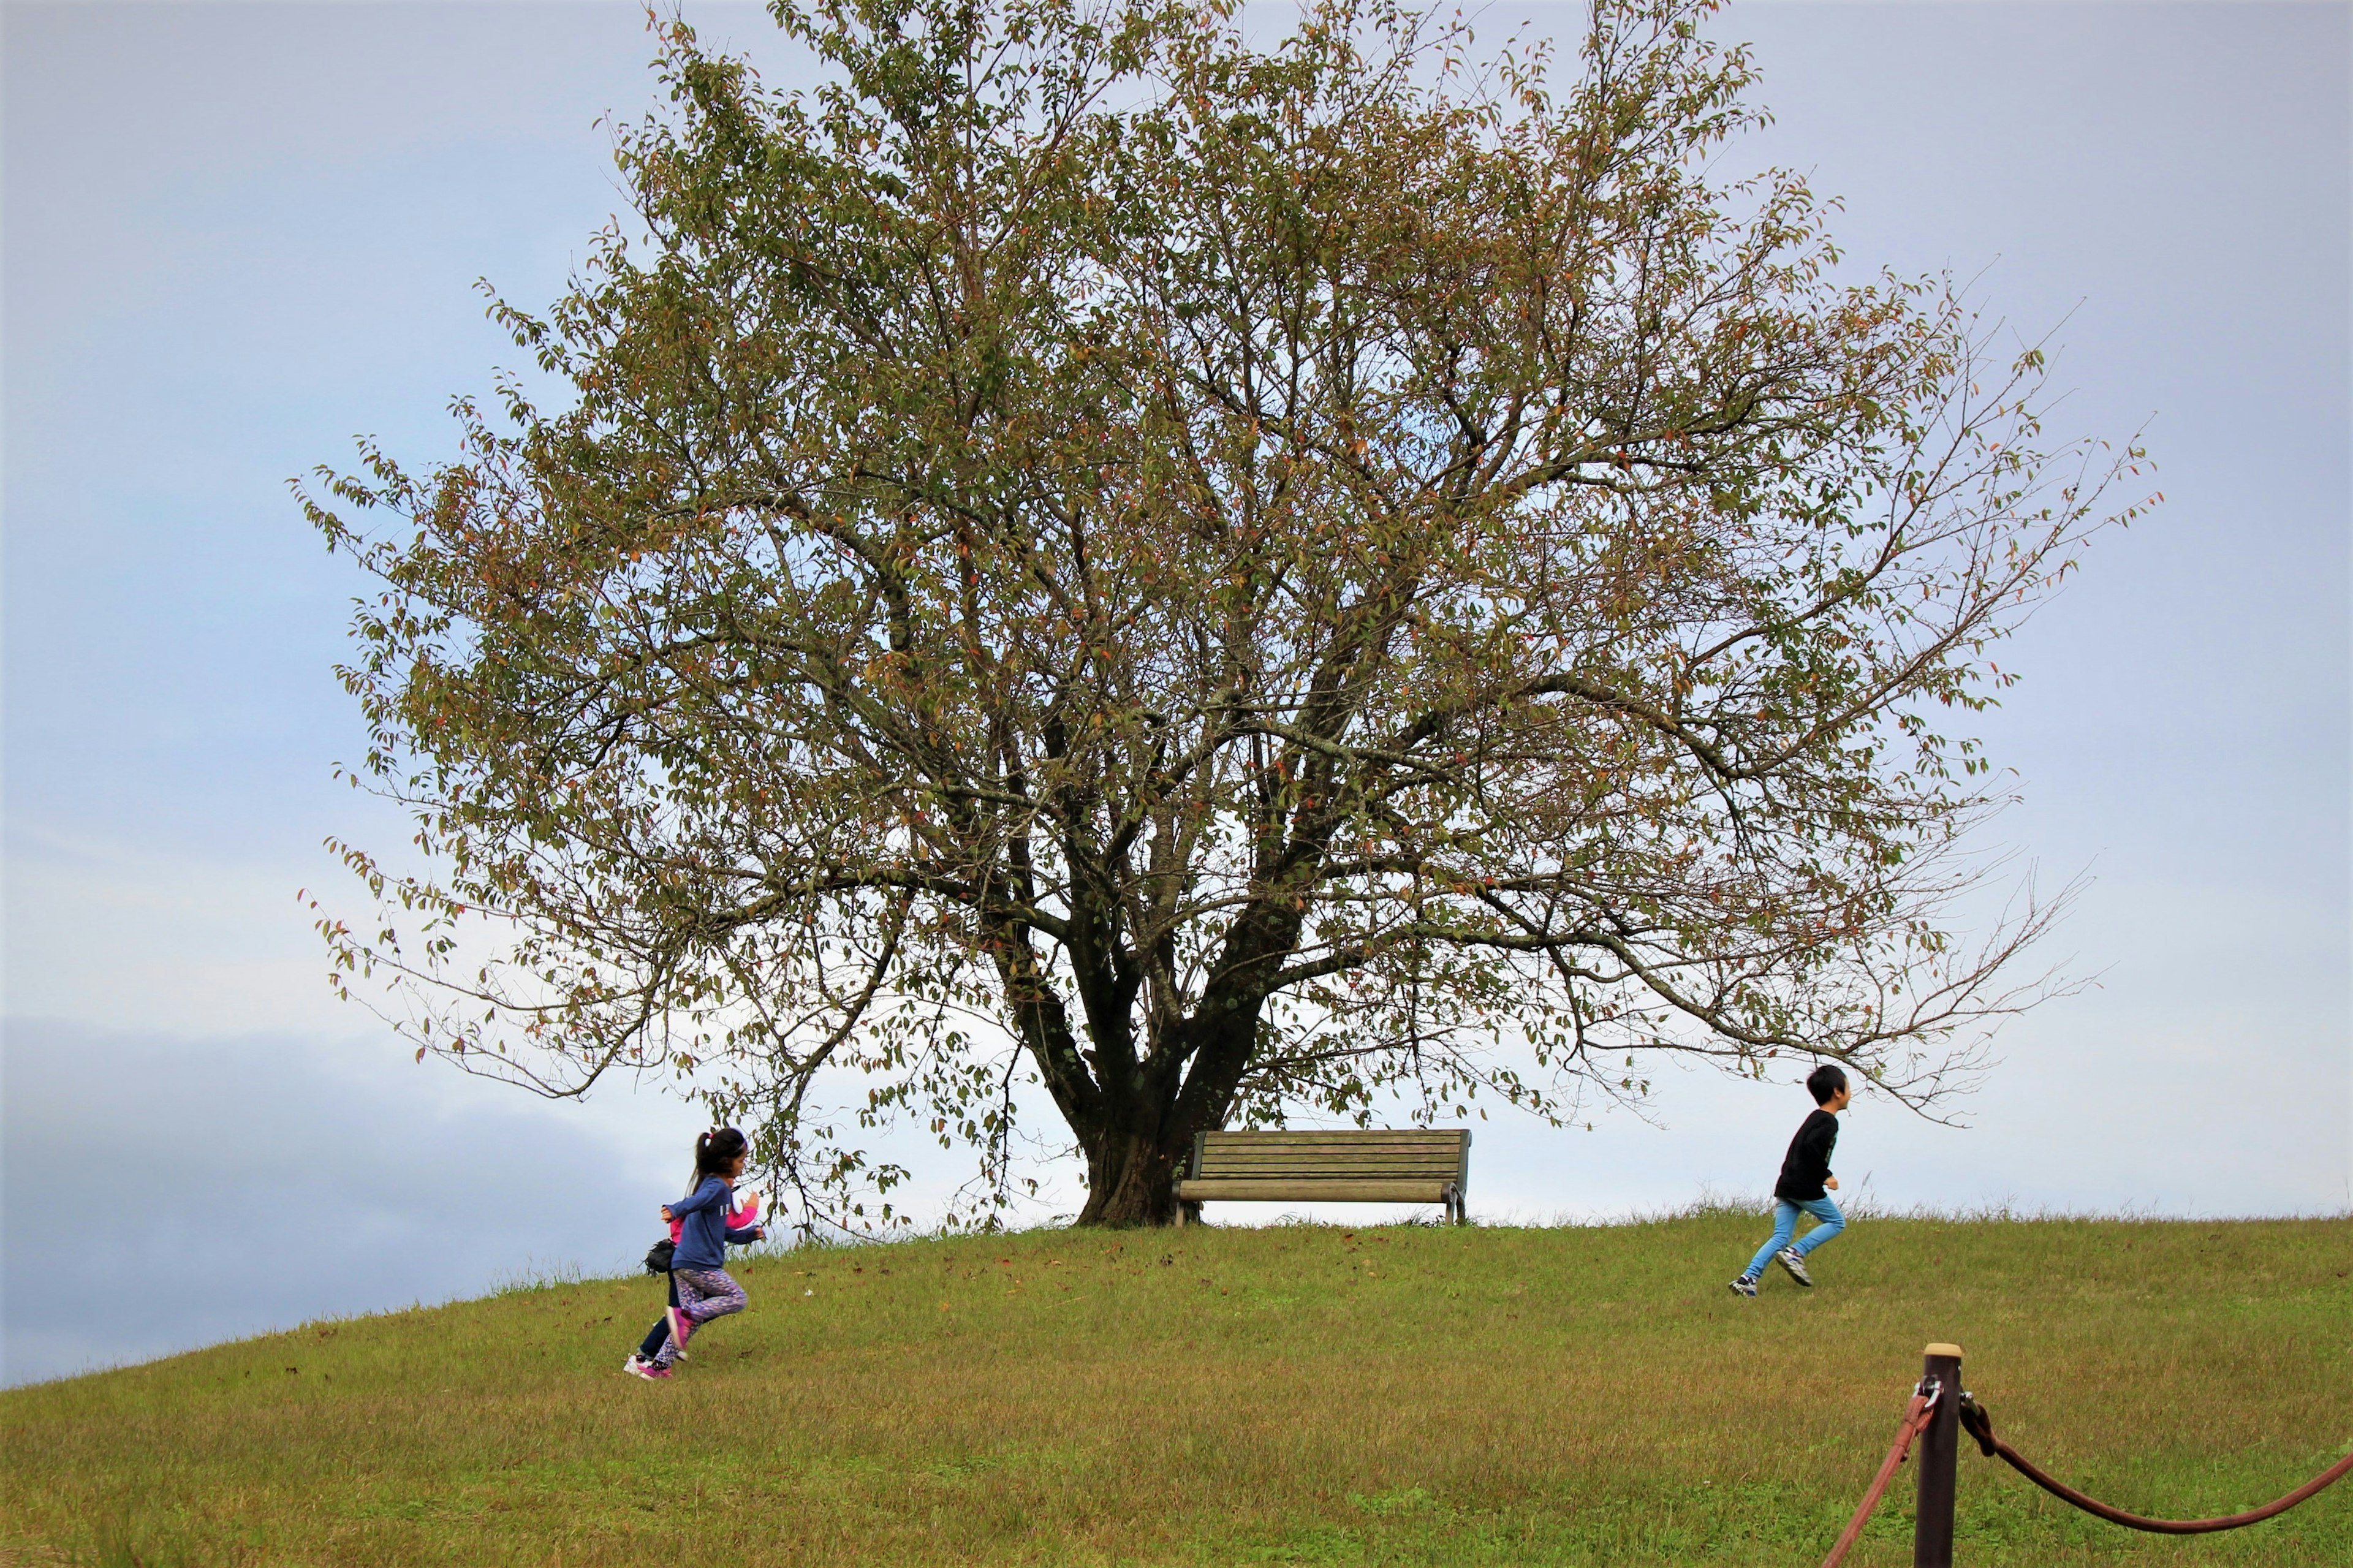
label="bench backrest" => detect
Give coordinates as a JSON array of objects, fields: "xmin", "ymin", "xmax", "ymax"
[{"xmin": 1188, "ymin": 1128, "xmax": 1471, "ymax": 1183}]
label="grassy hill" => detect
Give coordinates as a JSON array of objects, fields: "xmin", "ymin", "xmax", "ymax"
[{"xmin": 4, "ymin": 1211, "xmax": 2347, "ymax": 1566}]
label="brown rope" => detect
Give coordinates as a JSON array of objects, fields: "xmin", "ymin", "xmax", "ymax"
[
  {"xmin": 1958, "ymin": 1393, "xmax": 2353, "ymax": 1535},
  {"xmin": 1820, "ymin": 1383, "xmax": 1941, "ymax": 1568}
]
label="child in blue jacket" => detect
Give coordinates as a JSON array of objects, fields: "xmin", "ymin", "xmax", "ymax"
[
  {"xmin": 626, "ymin": 1127, "xmax": 765, "ymax": 1381},
  {"xmin": 624, "ymin": 1179, "xmax": 761, "ymax": 1377}
]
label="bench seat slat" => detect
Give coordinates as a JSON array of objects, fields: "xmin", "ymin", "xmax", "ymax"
[
  {"xmin": 1195, "ymin": 1148, "xmax": 1466, "ymax": 1158},
  {"xmin": 1175, "ymin": 1178, "xmax": 1457, "ymax": 1203},
  {"xmin": 1200, "ymin": 1148, "xmax": 1464, "ymax": 1154},
  {"xmin": 1199, "ymin": 1150, "xmax": 1461, "ymax": 1161},
  {"xmin": 1196, "ymin": 1149, "xmax": 1466, "ymax": 1160},
  {"xmin": 1195, "ymin": 1156, "xmax": 1464, "ymax": 1165},
  {"xmin": 1197, "ymin": 1143, "xmax": 1462, "ymax": 1151},
  {"xmin": 1197, "ymin": 1145, "xmax": 1461, "ymax": 1155},
  {"xmin": 1199, "ymin": 1133, "xmax": 1462, "ymax": 1145},
  {"xmin": 1194, "ymin": 1175, "xmax": 1459, "ymax": 1185},
  {"xmin": 1195, "ymin": 1153, "xmax": 1468, "ymax": 1167},
  {"xmin": 1205, "ymin": 1144, "xmax": 1458, "ymax": 1153}
]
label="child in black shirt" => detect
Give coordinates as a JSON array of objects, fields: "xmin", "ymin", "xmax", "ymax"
[{"xmin": 1729, "ymin": 1064, "xmax": 1852, "ymax": 1297}]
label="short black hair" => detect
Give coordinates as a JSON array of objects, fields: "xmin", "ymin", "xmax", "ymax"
[{"xmin": 1806, "ymin": 1064, "xmax": 1849, "ymax": 1105}]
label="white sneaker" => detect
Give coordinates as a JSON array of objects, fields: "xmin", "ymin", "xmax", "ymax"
[{"xmin": 1776, "ymin": 1247, "xmax": 1814, "ymax": 1287}]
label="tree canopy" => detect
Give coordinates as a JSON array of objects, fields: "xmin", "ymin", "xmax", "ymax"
[{"xmin": 304, "ymin": 0, "xmax": 2150, "ymax": 1228}]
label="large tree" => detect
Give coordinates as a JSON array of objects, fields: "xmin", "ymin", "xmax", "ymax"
[{"xmin": 306, "ymin": 0, "xmax": 2148, "ymax": 1228}]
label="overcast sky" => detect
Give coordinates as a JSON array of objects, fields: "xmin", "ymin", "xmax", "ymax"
[{"xmin": 4, "ymin": 0, "xmax": 2347, "ymax": 1387}]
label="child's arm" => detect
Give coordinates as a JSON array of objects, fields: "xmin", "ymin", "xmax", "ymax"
[
  {"xmin": 666, "ymin": 1178, "xmax": 729, "ymax": 1219},
  {"xmin": 722, "ymin": 1189, "xmax": 765, "ymax": 1245}
]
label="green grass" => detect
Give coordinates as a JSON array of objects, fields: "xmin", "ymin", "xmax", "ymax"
[{"xmin": 4, "ymin": 1213, "xmax": 2348, "ymax": 1565}]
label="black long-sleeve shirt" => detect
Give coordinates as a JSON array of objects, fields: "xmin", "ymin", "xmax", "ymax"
[{"xmin": 1773, "ymin": 1108, "xmax": 1840, "ymax": 1201}]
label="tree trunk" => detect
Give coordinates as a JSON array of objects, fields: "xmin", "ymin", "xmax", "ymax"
[
  {"xmin": 1072, "ymin": 1112, "xmax": 1189, "ymax": 1225},
  {"xmin": 1067, "ymin": 1007, "xmax": 1268, "ymax": 1225},
  {"xmin": 1033, "ymin": 925, "xmax": 1283, "ymax": 1226}
]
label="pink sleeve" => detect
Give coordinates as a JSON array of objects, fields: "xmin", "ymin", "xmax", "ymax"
[{"xmin": 728, "ymin": 1192, "xmax": 762, "ymax": 1227}]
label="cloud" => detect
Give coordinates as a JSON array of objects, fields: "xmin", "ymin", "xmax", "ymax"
[{"xmin": 1, "ymin": 1017, "xmax": 702, "ymax": 1385}]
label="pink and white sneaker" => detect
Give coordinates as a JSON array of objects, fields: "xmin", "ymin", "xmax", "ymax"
[
  {"xmin": 665, "ymin": 1306, "xmax": 694, "ymax": 1357},
  {"xmin": 626, "ymin": 1357, "xmax": 672, "ymax": 1382}
]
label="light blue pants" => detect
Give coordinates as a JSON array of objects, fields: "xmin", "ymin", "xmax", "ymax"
[{"xmin": 1743, "ymin": 1195, "xmax": 1844, "ymax": 1281}]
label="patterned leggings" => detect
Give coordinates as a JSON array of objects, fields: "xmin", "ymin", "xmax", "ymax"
[{"xmin": 652, "ymin": 1267, "xmax": 746, "ymax": 1368}]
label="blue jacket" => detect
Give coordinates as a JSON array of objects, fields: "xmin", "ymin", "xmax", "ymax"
[{"xmin": 670, "ymin": 1176, "xmax": 760, "ymax": 1270}]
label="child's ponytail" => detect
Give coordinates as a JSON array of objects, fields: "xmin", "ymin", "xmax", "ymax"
[{"xmin": 691, "ymin": 1126, "xmax": 749, "ymax": 1187}]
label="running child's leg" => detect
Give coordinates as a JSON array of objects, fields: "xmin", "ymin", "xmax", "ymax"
[
  {"xmin": 651, "ymin": 1272, "xmax": 707, "ymax": 1371},
  {"xmin": 654, "ymin": 1268, "xmax": 746, "ymax": 1367},
  {"xmin": 1741, "ymin": 1202, "xmax": 1800, "ymax": 1282},
  {"xmin": 636, "ymin": 1270, "xmax": 678, "ymax": 1362},
  {"xmin": 676, "ymin": 1267, "xmax": 748, "ymax": 1326},
  {"xmin": 1790, "ymin": 1195, "xmax": 1844, "ymax": 1256}
]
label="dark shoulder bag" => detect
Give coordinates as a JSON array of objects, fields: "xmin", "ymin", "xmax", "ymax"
[{"xmin": 643, "ymin": 1237, "xmax": 675, "ymax": 1274}]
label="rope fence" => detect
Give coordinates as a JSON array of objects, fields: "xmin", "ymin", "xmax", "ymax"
[
  {"xmin": 1821, "ymin": 1343, "xmax": 2351, "ymax": 1567},
  {"xmin": 1955, "ymin": 1390, "xmax": 2353, "ymax": 1536},
  {"xmin": 1818, "ymin": 1380, "xmax": 1941, "ymax": 1568}
]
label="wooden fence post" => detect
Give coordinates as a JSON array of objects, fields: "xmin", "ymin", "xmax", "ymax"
[{"xmin": 1915, "ymin": 1342, "xmax": 1963, "ymax": 1567}]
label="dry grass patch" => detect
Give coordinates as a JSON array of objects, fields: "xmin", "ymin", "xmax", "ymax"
[{"xmin": 4, "ymin": 1214, "xmax": 2347, "ymax": 1565}]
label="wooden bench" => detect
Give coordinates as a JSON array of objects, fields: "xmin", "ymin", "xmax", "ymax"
[{"xmin": 1174, "ymin": 1129, "xmax": 1472, "ymax": 1225}]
